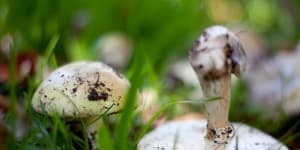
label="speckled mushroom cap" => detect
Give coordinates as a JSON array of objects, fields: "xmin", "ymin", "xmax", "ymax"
[
  {"xmin": 189, "ymin": 25, "xmax": 246, "ymax": 79},
  {"xmin": 32, "ymin": 61, "xmax": 130, "ymax": 118}
]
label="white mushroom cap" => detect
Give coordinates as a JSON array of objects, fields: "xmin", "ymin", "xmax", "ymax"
[
  {"xmin": 32, "ymin": 61, "xmax": 130, "ymax": 119},
  {"xmin": 138, "ymin": 120, "xmax": 288, "ymax": 150},
  {"xmin": 189, "ymin": 25, "xmax": 246, "ymax": 79}
]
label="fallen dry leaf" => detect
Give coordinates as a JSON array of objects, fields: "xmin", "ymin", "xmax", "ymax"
[{"xmin": 0, "ymin": 52, "xmax": 37, "ymax": 84}]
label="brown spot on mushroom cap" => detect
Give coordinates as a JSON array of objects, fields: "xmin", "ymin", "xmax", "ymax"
[
  {"xmin": 87, "ymin": 88, "xmax": 108, "ymax": 101},
  {"xmin": 72, "ymin": 87, "xmax": 77, "ymax": 94}
]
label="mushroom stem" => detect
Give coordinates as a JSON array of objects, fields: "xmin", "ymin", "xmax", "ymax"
[
  {"xmin": 68, "ymin": 118, "xmax": 103, "ymax": 149},
  {"xmin": 85, "ymin": 117, "xmax": 103, "ymax": 149},
  {"xmin": 200, "ymin": 75, "xmax": 232, "ymax": 149}
]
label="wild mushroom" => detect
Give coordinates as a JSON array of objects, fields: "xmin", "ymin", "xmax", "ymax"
[
  {"xmin": 189, "ymin": 25, "xmax": 246, "ymax": 149},
  {"xmin": 137, "ymin": 26, "xmax": 288, "ymax": 150},
  {"xmin": 32, "ymin": 61, "xmax": 130, "ymax": 149}
]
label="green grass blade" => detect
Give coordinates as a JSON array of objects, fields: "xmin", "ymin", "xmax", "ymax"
[
  {"xmin": 36, "ymin": 34, "xmax": 60, "ymax": 83},
  {"xmin": 98, "ymin": 123, "xmax": 115, "ymax": 150},
  {"xmin": 115, "ymin": 44, "xmax": 145, "ymax": 150}
]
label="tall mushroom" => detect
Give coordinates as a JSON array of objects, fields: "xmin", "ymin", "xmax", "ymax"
[
  {"xmin": 32, "ymin": 61, "xmax": 130, "ymax": 149},
  {"xmin": 189, "ymin": 25, "xmax": 246, "ymax": 149},
  {"xmin": 137, "ymin": 26, "xmax": 288, "ymax": 150}
]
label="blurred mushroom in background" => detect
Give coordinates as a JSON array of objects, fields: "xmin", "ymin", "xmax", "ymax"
[
  {"xmin": 274, "ymin": 47, "xmax": 300, "ymax": 116},
  {"xmin": 71, "ymin": 10, "xmax": 90, "ymax": 35},
  {"xmin": 95, "ymin": 32, "xmax": 132, "ymax": 71},
  {"xmin": 138, "ymin": 87, "xmax": 168, "ymax": 127},
  {"xmin": 0, "ymin": 50, "xmax": 38, "ymax": 93},
  {"xmin": 168, "ymin": 59, "xmax": 203, "ymax": 99},
  {"xmin": 0, "ymin": 34, "xmax": 38, "ymax": 93},
  {"xmin": 228, "ymin": 26, "xmax": 300, "ymax": 118},
  {"xmin": 244, "ymin": 42, "xmax": 300, "ymax": 118}
]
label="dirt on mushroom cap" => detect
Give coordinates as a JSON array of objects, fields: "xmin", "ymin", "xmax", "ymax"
[
  {"xmin": 189, "ymin": 25, "xmax": 246, "ymax": 80},
  {"xmin": 32, "ymin": 61, "xmax": 130, "ymax": 119}
]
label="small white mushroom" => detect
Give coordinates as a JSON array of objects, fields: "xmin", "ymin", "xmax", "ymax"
[{"xmin": 32, "ymin": 61, "xmax": 130, "ymax": 149}]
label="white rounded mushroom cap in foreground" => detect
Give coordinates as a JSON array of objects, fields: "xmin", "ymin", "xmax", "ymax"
[
  {"xmin": 32, "ymin": 61, "xmax": 130, "ymax": 118},
  {"xmin": 138, "ymin": 120, "xmax": 288, "ymax": 150}
]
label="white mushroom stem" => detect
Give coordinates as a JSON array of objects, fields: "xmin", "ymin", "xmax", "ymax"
[
  {"xmin": 201, "ymin": 75, "xmax": 232, "ymax": 149},
  {"xmin": 85, "ymin": 117, "xmax": 104, "ymax": 149},
  {"xmin": 189, "ymin": 26, "xmax": 246, "ymax": 149}
]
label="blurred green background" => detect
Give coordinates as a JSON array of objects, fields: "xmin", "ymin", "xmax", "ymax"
[
  {"xmin": 0, "ymin": 0, "xmax": 300, "ymax": 149},
  {"xmin": 1, "ymin": 0, "xmax": 299, "ymax": 64}
]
